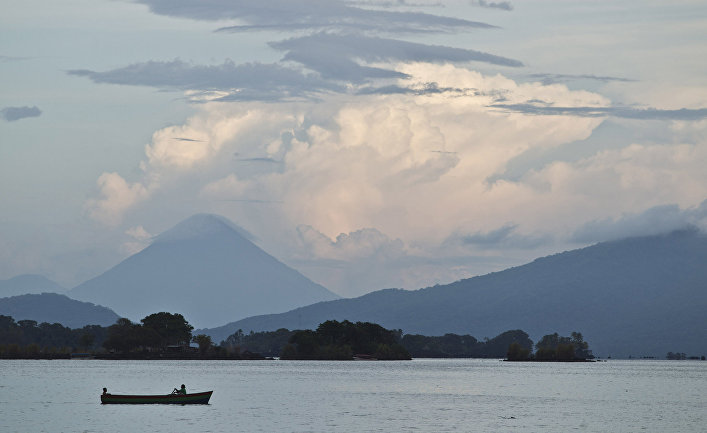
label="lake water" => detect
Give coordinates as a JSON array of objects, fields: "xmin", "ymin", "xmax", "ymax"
[{"xmin": 1, "ymin": 359, "xmax": 705, "ymax": 432}]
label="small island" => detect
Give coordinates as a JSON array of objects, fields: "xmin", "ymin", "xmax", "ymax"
[
  {"xmin": 505, "ymin": 332, "xmax": 594, "ymax": 362},
  {"xmin": 278, "ymin": 320, "xmax": 411, "ymax": 360}
]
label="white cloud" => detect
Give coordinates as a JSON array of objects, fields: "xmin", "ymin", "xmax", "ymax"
[
  {"xmin": 86, "ymin": 173, "xmax": 150, "ymax": 227},
  {"xmin": 121, "ymin": 225, "xmax": 153, "ymax": 255},
  {"xmin": 84, "ymin": 63, "xmax": 658, "ymax": 295},
  {"xmin": 296, "ymin": 225, "xmax": 406, "ymax": 261}
]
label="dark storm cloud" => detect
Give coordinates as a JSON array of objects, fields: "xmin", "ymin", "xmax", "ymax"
[
  {"xmin": 1, "ymin": 105, "xmax": 42, "ymax": 121},
  {"xmin": 69, "ymin": 60, "xmax": 341, "ymax": 101},
  {"xmin": 139, "ymin": 0, "xmax": 495, "ymax": 34},
  {"xmin": 491, "ymin": 103, "xmax": 707, "ymax": 121}
]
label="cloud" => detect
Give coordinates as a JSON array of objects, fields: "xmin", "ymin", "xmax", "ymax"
[
  {"xmin": 296, "ymin": 225, "xmax": 406, "ymax": 261},
  {"xmin": 473, "ymin": 0, "xmax": 513, "ymax": 11},
  {"xmin": 1, "ymin": 106, "xmax": 42, "ymax": 121},
  {"xmin": 140, "ymin": 0, "xmax": 494, "ymax": 34},
  {"xmin": 85, "ymin": 172, "xmax": 150, "ymax": 227},
  {"xmin": 271, "ymin": 32, "xmax": 522, "ymax": 81},
  {"xmin": 0, "ymin": 55, "xmax": 30, "ymax": 63},
  {"xmin": 85, "ymin": 64, "xmax": 604, "ymax": 235},
  {"xmin": 66, "ymin": 1, "xmax": 520, "ymax": 103},
  {"xmin": 69, "ymin": 60, "xmax": 340, "ymax": 101},
  {"xmin": 83, "ymin": 63, "xmax": 707, "ymax": 294},
  {"xmin": 491, "ymin": 103, "xmax": 707, "ymax": 121},
  {"xmin": 68, "ymin": 33, "xmax": 522, "ymax": 101},
  {"xmin": 443, "ymin": 224, "xmax": 550, "ymax": 250},
  {"xmin": 572, "ymin": 201, "xmax": 707, "ymax": 243},
  {"xmin": 528, "ymin": 73, "xmax": 635, "ymax": 85},
  {"xmin": 121, "ymin": 225, "xmax": 153, "ymax": 255}
]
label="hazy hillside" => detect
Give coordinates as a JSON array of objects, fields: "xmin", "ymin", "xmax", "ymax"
[
  {"xmin": 202, "ymin": 229, "xmax": 707, "ymax": 358},
  {"xmin": 68, "ymin": 214, "xmax": 339, "ymax": 328},
  {"xmin": 0, "ymin": 275, "xmax": 65, "ymax": 297},
  {"xmin": 0, "ymin": 293, "xmax": 120, "ymax": 328}
]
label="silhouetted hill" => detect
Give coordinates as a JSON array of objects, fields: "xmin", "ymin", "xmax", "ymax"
[
  {"xmin": 68, "ymin": 214, "xmax": 339, "ymax": 328},
  {"xmin": 0, "ymin": 275, "xmax": 65, "ymax": 297},
  {"xmin": 0, "ymin": 293, "xmax": 119, "ymax": 328},
  {"xmin": 202, "ymin": 229, "xmax": 707, "ymax": 358}
]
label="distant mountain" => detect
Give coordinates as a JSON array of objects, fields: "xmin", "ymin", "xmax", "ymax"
[
  {"xmin": 68, "ymin": 214, "xmax": 339, "ymax": 328},
  {"xmin": 202, "ymin": 229, "xmax": 707, "ymax": 358},
  {"xmin": 0, "ymin": 293, "xmax": 120, "ymax": 328},
  {"xmin": 0, "ymin": 274, "xmax": 65, "ymax": 297}
]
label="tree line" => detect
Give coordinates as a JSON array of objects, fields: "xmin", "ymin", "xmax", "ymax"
[
  {"xmin": 0, "ymin": 312, "xmax": 234, "ymax": 359},
  {"xmin": 0, "ymin": 311, "xmax": 592, "ymax": 361},
  {"xmin": 0, "ymin": 314, "xmax": 108, "ymax": 358},
  {"xmin": 506, "ymin": 332, "xmax": 593, "ymax": 361},
  {"xmin": 8, "ymin": 312, "xmax": 703, "ymax": 361},
  {"xmin": 221, "ymin": 325, "xmax": 592, "ymax": 361}
]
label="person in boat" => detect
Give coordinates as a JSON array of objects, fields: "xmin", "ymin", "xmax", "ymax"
[
  {"xmin": 172, "ymin": 384, "xmax": 187, "ymax": 395},
  {"xmin": 102, "ymin": 387, "xmax": 109, "ymax": 395}
]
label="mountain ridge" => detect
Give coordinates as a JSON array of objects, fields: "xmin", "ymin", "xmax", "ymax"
[
  {"xmin": 200, "ymin": 228, "xmax": 707, "ymax": 358},
  {"xmin": 0, "ymin": 293, "xmax": 120, "ymax": 328},
  {"xmin": 0, "ymin": 274, "xmax": 65, "ymax": 297}
]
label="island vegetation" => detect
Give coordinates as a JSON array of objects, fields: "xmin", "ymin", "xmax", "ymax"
[
  {"xmin": 506, "ymin": 332, "xmax": 594, "ymax": 362},
  {"xmin": 0, "ymin": 313, "xmax": 260, "ymax": 359},
  {"xmin": 401, "ymin": 330, "xmax": 532, "ymax": 358},
  {"xmin": 2, "ymin": 312, "xmax": 705, "ymax": 361},
  {"xmin": 278, "ymin": 320, "xmax": 411, "ymax": 360}
]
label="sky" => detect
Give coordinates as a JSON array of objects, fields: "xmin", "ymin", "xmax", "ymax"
[{"xmin": 1, "ymin": 0, "xmax": 706, "ymax": 298}]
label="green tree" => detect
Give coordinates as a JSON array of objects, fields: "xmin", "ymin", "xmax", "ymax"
[
  {"xmin": 192, "ymin": 334, "xmax": 213, "ymax": 355},
  {"xmin": 78, "ymin": 332, "xmax": 95, "ymax": 350},
  {"xmin": 506, "ymin": 342, "xmax": 531, "ymax": 361},
  {"xmin": 140, "ymin": 312, "xmax": 193, "ymax": 347},
  {"xmin": 556, "ymin": 343, "xmax": 575, "ymax": 360}
]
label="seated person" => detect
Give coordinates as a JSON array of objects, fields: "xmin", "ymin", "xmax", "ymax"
[{"xmin": 172, "ymin": 384, "xmax": 187, "ymax": 395}]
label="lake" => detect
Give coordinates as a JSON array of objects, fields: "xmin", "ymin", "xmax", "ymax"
[{"xmin": 1, "ymin": 359, "xmax": 705, "ymax": 432}]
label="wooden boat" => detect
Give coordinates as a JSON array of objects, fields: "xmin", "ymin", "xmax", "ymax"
[{"xmin": 100, "ymin": 390, "xmax": 213, "ymax": 405}]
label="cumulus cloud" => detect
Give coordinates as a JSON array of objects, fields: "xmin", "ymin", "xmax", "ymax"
[
  {"xmin": 86, "ymin": 64, "xmax": 604, "ymax": 240},
  {"xmin": 82, "ymin": 61, "xmax": 707, "ymax": 294},
  {"xmin": 86, "ymin": 172, "xmax": 150, "ymax": 227},
  {"xmin": 121, "ymin": 225, "xmax": 153, "ymax": 255},
  {"xmin": 296, "ymin": 225, "xmax": 406, "ymax": 261},
  {"xmin": 1, "ymin": 106, "xmax": 42, "ymax": 121}
]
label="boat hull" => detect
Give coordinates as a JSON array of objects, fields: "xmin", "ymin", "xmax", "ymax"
[{"xmin": 100, "ymin": 391, "xmax": 212, "ymax": 405}]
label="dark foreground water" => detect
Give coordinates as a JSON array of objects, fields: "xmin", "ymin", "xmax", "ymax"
[{"xmin": 1, "ymin": 359, "xmax": 704, "ymax": 432}]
